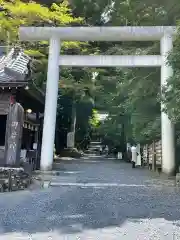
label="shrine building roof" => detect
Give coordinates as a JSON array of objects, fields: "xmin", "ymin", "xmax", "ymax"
[{"xmin": 0, "ymin": 47, "xmax": 31, "ymax": 87}]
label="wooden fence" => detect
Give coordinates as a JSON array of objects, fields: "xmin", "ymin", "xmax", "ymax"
[{"xmin": 142, "ymin": 140, "xmax": 162, "ymax": 171}]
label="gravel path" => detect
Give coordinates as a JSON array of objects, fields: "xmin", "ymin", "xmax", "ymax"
[{"xmin": 0, "ymin": 157, "xmax": 180, "ymax": 239}]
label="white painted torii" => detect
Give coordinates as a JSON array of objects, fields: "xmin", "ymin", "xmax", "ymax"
[{"xmin": 19, "ymin": 26, "xmax": 176, "ymax": 175}]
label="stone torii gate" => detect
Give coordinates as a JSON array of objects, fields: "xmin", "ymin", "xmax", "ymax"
[{"xmin": 19, "ymin": 26, "xmax": 176, "ymax": 175}]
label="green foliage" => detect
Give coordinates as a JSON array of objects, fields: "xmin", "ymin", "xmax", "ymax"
[
  {"xmin": 98, "ymin": 116, "xmax": 123, "ymax": 146},
  {"xmin": 95, "ymin": 63, "xmax": 161, "ymax": 144},
  {"xmin": 91, "ymin": 0, "xmax": 180, "ymax": 146},
  {"xmin": 162, "ymin": 28, "xmax": 180, "ymax": 123},
  {"xmin": 0, "ymin": 0, "xmax": 84, "ymax": 89},
  {"xmin": 70, "ymin": 0, "xmax": 111, "ymax": 25},
  {"xmin": 59, "ymin": 68, "xmax": 96, "ymax": 104},
  {"xmin": 0, "ymin": 0, "xmax": 83, "ymax": 41},
  {"xmin": 89, "ymin": 109, "xmax": 100, "ymax": 128}
]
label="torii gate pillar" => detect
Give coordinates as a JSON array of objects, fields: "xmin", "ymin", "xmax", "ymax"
[
  {"xmin": 161, "ymin": 34, "xmax": 175, "ymax": 175},
  {"xmin": 40, "ymin": 36, "xmax": 60, "ymax": 171}
]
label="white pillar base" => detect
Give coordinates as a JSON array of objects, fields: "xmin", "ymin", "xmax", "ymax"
[
  {"xmin": 161, "ymin": 34, "xmax": 175, "ymax": 175},
  {"xmin": 40, "ymin": 36, "xmax": 60, "ymax": 171},
  {"xmin": 161, "ymin": 113, "xmax": 175, "ymax": 175}
]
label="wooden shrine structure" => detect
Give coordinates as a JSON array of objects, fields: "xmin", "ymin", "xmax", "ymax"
[{"xmin": 0, "ymin": 47, "xmax": 44, "ymax": 191}]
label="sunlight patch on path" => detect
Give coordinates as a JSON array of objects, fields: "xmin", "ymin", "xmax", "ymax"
[
  {"xmin": 50, "ymin": 182, "xmax": 148, "ymax": 187},
  {"xmin": 0, "ymin": 218, "xmax": 179, "ymax": 239}
]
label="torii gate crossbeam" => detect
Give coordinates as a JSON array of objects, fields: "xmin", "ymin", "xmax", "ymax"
[{"xmin": 19, "ymin": 26, "xmax": 176, "ymax": 175}]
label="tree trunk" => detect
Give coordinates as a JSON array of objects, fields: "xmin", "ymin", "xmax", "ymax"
[
  {"xmin": 70, "ymin": 101, "xmax": 76, "ymax": 134},
  {"xmin": 67, "ymin": 100, "xmax": 76, "ymax": 149}
]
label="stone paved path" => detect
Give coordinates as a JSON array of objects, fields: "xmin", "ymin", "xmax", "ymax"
[{"xmin": 0, "ymin": 156, "xmax": 180, "ymax": 239}]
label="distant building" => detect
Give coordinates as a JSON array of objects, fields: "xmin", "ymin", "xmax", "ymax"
[{"xmin": 97, "ymin": 113, "xmax": 108, "ymax": 122}]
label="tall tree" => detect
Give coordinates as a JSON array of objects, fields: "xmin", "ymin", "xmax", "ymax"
[
  {"xmin": 91, "ymin": 0, "xmax": 180, "ymax": 147},
  {"xmin": 0, "ymin": 0, "xmax": 92, "ymax": 151}
]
